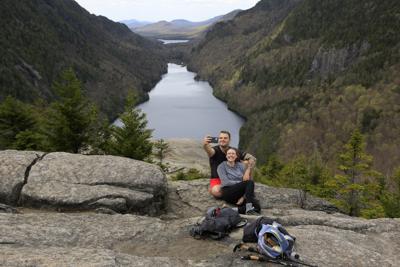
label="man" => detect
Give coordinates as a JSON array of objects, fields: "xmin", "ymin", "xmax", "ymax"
[{"xmin": 203, "ymin": 130, "xmax": 256, "ymax": 198}]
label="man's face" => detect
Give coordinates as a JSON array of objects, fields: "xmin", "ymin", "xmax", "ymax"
[{"xmin": 218, "ymin": 133, "xmax": 230, "ymax": 147}]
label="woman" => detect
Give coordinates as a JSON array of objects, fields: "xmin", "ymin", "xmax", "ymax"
[{"xmin": 217, "ymin": 148, "xmax": 260, "ymax": 214}]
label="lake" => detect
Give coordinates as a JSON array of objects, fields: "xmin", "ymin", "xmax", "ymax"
[
  {"xmin": 158, "ymin": 39, "xmax": 189, "ymax": 44},
  {"xmin": 117, "ymin": 63, "xmax": 244, "ymax": 147}
]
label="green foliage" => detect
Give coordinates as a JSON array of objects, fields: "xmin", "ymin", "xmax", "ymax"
[
  {"xmin": 0, "ymin": 96, "xmax": 38, "ymax": 149},
  {"xmin": 41, "ymin": 68, "xmax": 98, "ymax": 153},
  {"xmin": 153, "ymin": 139, "xmax": 171, "ymax": 172},
  {"xmin": 171, "ymin": 168, "xmax": 206, "ymax": 181},
  {"xmin": 255, "ymin": 152, "xmax": 332, "ymax": 207},
  {"xmin": 325, "ymin": 129, "xmax": 383, "ymax": 216},
  {"xmin": 0, "ymin": 0, "xmax": 166, "ymax": 120},
  {"xmin": 255, "ymin": 155, "xmax": 284, "ymax": 185},
  {"xmin": 381, "ymin": 169, "xmax": 400, "ymax": 218},
  {"xmin": 104, "ymin": 92, "xmax": 153, "ymax": 161},
  {"xmin": 189, "ymin": 0, "xmax": 400, "ymax": 176},
  {"xmin": 255, "ymin": 131, "xmax": 393, "ymax": 218}
]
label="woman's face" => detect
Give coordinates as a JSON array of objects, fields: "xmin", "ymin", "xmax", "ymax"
[{"xmin": 226, "ymin": 148, "xmax": 238, "ymax": 163}]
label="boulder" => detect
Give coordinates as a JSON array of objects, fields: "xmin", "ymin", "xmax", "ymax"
[
  {"xmin": 17, "ymin": 152, "xmax": 167, "ymax": 215},
  {"xmin": 165, "ymin": 179, "xmax": 338, "ymax": 218},
  {"xmin": 0, "ymin": 150, "xmax": 44, "ymax": 205}
]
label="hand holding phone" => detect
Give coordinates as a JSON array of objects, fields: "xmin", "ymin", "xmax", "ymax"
[{"xmin": 209, "ymin": 136, "xmax": 219, "ymax": 143}]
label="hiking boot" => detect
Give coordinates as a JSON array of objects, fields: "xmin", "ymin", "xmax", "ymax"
[
  {"xmin": 245, "ymin": 209, "xmax": 260, "ymax": 215},
  {"xmin": 237, "ymin": 204, "xmax": 246, "ymax": 214},
  {"xmin": 244, "ymin": 203, "xmax": 260, "ymax": 215},
  {"xmin": 252, "ymin": 198, "xmax": 261, "ymax": 213}
]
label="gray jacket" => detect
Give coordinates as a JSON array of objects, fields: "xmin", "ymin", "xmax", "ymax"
[{"xmin": 217, "ymin": 161, "xmax": 245, "ymax": 187}]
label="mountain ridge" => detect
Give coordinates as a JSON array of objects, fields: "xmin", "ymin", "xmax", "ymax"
[
  {"xmin": 187, "ymin": 0, "xmax": 400, "ymax": 173},
  {"xmin": 0, "ymin": 0, "xmax": 167, "ymax": 120},
  {"xmin": 132, "ymin": 10, "xmax": 241, "ymax": 40}
]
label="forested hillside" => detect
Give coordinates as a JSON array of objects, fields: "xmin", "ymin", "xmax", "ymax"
[
  {"xmin": 0, "ymin": 0, "xmax": 167, "ymax": 119},
  {"xmin": 189, "ymin": 0, "xmax": 400, "ymax": 174}
]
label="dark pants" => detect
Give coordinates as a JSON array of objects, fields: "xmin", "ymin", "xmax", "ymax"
[{"xmin": 221, "ymin": 180, "xmax": 255, "ymax": 205}]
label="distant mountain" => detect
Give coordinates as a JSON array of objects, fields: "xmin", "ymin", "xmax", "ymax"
[
  {"xmin": 132, "ymin": 10, "xmax": 241, "ymax": 39},
  {"xmin": 119, "ymin": 19, "xmax": 152, "ymax": 29},
  {"xmin": 188, "ymin": 0, "xmax": 400, "ymax": 172},
  {"xmin": 0, "ymin": 0, "xmax": 167, "ymax": 120}
]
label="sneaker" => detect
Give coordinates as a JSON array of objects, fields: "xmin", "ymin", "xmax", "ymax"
[
  {"xmin": 245, "ymin": 203, "xmax": 254, "ymax": 213},
  {"xmin": 246, "ymin": 209, "xmax": 260, "ymax": 215},
  {"xmin": 252, "ymin": 199, "xmax": 261, "ymax": 213},
  {"xmin": 237, "ymin": 204, "xmax": 246, "ymax": 214}
]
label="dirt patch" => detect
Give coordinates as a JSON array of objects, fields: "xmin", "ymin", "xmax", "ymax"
[
  {"xmin": 162, "ymin": 138, "xmax": 209, "ymax": 175},
  {"xmin": 114, "ymin": 235, "xmax": 232, "ymax": 261}
]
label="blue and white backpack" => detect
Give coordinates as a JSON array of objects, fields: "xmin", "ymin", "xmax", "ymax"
[{"xmin": 257, "ymin": 221, "xmax": 295, "ymax": 259}]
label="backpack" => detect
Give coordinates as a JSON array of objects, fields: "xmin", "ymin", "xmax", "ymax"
[
  {"xmin": 242, "ymin": 216, "xmax": 276, "ymax": 242},
  {"xmin": 190, "ymin": 206, "xmax": 247, "ymax": 240},
  {"xmin": 257, "ymin": 222, "xmax": 295, "ymax": 259},
  {"xmin": 242, "ymin": 217, "xmax": 296, "ymax": 259}
]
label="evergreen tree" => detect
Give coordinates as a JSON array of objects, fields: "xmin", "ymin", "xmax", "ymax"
[
  {"xmin": 0, "ymin": 96, "xmax": 37, "ymax": 149},
  {"xmin": 41, "ymin": 68, "xmax": 98, "ymax": 153},
  {"xmin": 326, "ymin": 129, "xmax": 382, "ymax": 217},
  {"xmin": 279, "ymin": 156, "xmax": 310, "ymax": 208},
  {"xmin": 381, "ymin": 169, "xmax": 400, "ymax": 218},
  {"xmin": 105, "ymin": 92, "xmax": 153, "ymax": 160},
  {"xmin": 153, "ymin": 138, "xmax": 171, "ymax": 171}
]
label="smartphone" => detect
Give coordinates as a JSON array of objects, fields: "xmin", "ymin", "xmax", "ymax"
[{"xmin": 209, "ymin": 136, "xmax": 219, "ymax": 143}]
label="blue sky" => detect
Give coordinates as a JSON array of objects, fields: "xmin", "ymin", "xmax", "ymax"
[{"xmin": 74, "ymin": 0, "xmax": 260, "ymax": 22}]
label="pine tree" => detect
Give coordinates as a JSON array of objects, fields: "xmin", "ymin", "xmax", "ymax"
[
  {"xmin": 381, "ymin": 169, "xmax": 400, "ymax": 218},
  {"xmin": 0, "ymin": 96, "xmax": 37, "ymax": 149},
  {"xmin": 327, "ymin": 129, "xmax": 382, "ymax": 217},
  {"xmin": 153, "ymin": 138, "xmax": 171, "ymax": 171},
  {"xmin": 105, "ymin": 92, "xmax": 153, "ymax": 160},
  {"xmin": 41, "ymin": 68, "xmax": 98, "ymax": 153}
]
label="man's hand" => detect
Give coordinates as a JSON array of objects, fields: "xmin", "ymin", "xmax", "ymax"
[
  {"xmin": 203, "ymin": 135, "xmax": 215, "ymax": 157},
  {"xmin": 203, "ymin": 135, "xmax": 212, "ymax": 145},
  {"xmin": 243, "ymin": 167, "xmax": 251, "ymax": 181},
  {"xmin": 243, "ymin": 171, "xmax": 251, "ymax": 181}
]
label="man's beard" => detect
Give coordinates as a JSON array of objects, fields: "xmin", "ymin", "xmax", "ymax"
[{"xmin": 219, "ymin": 144, "xmax": 230, "ymax": 149}]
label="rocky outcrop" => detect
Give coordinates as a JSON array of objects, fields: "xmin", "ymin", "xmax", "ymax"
[
  {"xmin": 1, "ymin": 149, "xmax": 399, "ymax": 266},
  {"xmin": 0, "ymin": 208, "xmax": 399, "ymax": 266},
  {"xmin": 166, "ymin": 179, "xmax": 337, "ymax": 219},
  {"xmin": 0, "ymin": 150, "xmax": 167, "ymax": 215},
  {"xmin": 0, "ymin": 150, "xmax": 45, "ymax": 205},
  {"xmin": 310, "ymin": 42, "xmax": 371, "ymax": 78}
]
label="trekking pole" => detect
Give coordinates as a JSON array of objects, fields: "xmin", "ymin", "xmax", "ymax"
[
  {"xmin": 240, "ymin": 255, "xmax": 300, "ymax": 266},
  {"xmin": 285, "ymin": 258, "xmax": 318, "ymax": 267}
]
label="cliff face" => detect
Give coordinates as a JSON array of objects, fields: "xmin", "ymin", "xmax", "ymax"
[
  {"xmin": 188, "ymin": 0, "xmax": 400, "ymax": 172},
  {"xmin": 0, "ymin": 0, "xmax": 167, "ymax": 119}
]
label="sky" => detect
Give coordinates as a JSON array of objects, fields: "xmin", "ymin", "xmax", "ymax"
[{"xmin": 74, "ymin": 0, "xmax": 260, "ymax": 22}]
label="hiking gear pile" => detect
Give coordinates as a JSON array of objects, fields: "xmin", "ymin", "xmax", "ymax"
[{"xmin": 234, "ymin": 216, "xmax": 318, "ymax": 267}]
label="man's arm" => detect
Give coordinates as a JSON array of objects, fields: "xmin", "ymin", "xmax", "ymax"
[
  {"xmin": 243, "ymin": 153, "xmax": 257, "ymax": 169},
  {"xmin": 203, "ymin": 135, "xmax": 215, "ymax": 157},
  {"xmin": 241, "ymin": 152, "xmax": 256, "ymax": 180}
]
